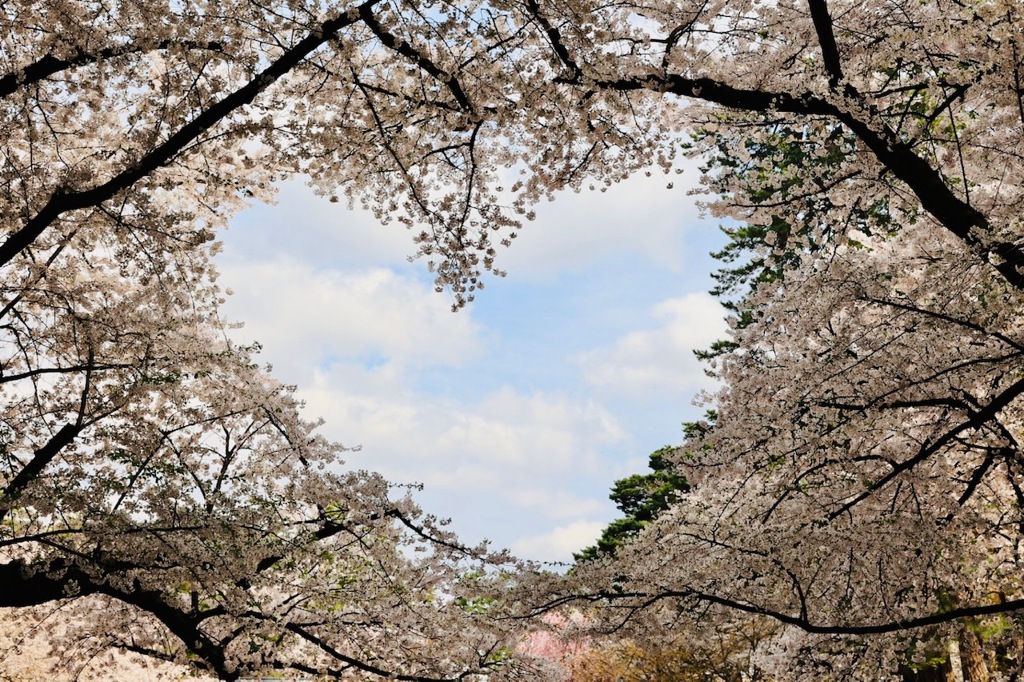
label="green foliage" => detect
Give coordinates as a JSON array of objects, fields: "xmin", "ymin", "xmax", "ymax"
[
  {"xmin": 575, "ymin": 446, "xmax": 689, "ymax": 562},
  {"xmin": 454, "ymin": 595, "xmax": 496, "ymax": 615},
  {"xmin": 694, "ymin": 124, "xmax": 896, "ymax": 344}
]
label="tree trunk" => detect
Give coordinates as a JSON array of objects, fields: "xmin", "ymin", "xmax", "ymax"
[{"xmin": 959, "ymin": 627, "xmax": 989, "ymax": 682}]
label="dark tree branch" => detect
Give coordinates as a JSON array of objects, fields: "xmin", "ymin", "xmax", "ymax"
[
  {"xmin": 0, "ymin": 40, "xmax": 225, "ymax": 100},
  {"xmin": 807, "ymin": 0, "xmax": 845, "ymax": 87},
  {"xmin": 828, "ymin": 373, "xmax": 1024, "ymax": 519},
  {"xmin": 919, "ymin": 82, "xmax": 972, "ymax": 135},
  {"xmin": 0, "ymin": 558, "xmax": 233, "ymax": 678},
  {"xmin": 591, "ymin": 588, "xmax": 1024, "ymax": 636},
  {"xmin": 951, "ymin": 448, "xmax": 1000, "ymax": 512},
  {"xmin": 0, "ymin": 422, "xmax": 82, "ymax": 523},
  {"xmin": 861, "ymin": 295, "xmax": 1024, "ymax": 352},
  {"xmin": 594, "ymin": 73, "xmax": 1024, "ymax": 291},
  {"xmin": 524, "ymin": 583, "xmax": 1024, "ymax": 637},
  {"xmin": 0, "ymin": 362, "xmax": 133, "ymax": 384},
  {"xmin": 523, "ymin": 0, "xmax": 583, "ymax": 82}
]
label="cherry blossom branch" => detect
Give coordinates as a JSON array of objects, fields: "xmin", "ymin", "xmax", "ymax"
[
  {"xmin": 0, "ymin": 40, "xmax": 226, "ymax": 100},
  {"xmin": 357, "ymin": 5, "xmax": 475, "ymax": 114},
  {"xmin": 283, "ymin": 622, "xmax": 492, "ymax": 681},
  {"xmin": 0, "ymin": 0, "xmax": 382, "ymax": 269},
  {"xmin": 0, "ymin": 546, "xmax": 496, "ymax": 681},
  {"xmin": 248, "ymin": 505, "xmax": 490, "ymax": 584}
]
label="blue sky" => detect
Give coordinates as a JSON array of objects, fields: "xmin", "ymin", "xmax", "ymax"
[{"xmin": 216, "ymin": 164, "xmax": 730, "ymax": 564}]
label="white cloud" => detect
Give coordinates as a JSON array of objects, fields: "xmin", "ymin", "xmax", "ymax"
[
  {"xmin": 283, "ymin": 362, "xmax": 625, "ymax": 553},
  {"xmin": 511, "ymin": 520, "xmax": 607, "ymax": 564},
  {"xmin": 508, "ymin": 489, "xmax": 608, "ymax": 520},
  {"xmin": 213, "ymin": 255, "xmax": 631, "ymax": 558},
  {"xmin": 218, "ymin": 258, "xmax": 481, "ymax": 380},
  {"xmin": 299, "ymin": 371, "xmax": 625, "ymax": 491},
  {"xmin": 500, "ymin": 160, "xmax": 706, "ymax": 279},
  {"xmin": 227, "ymin": 180, "xmax": 417, "ymax": 268},
  {"xmin": 576, "ymin": 292, "xmax": 727, "ymax": 397}
]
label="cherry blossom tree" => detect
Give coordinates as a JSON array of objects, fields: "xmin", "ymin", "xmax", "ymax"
[
  {"xmin": 516, "ymin": 0, "xmax": 1024, "ymax": 674},
  {"xmin": 0, "ymin": 183, "xmax": 529, "ymax": 678},
  {"xmin": 0, "ymin": 1, "xmax": 549, "ymax": 676},
  {"xmin": 6, "ymin": 0, "xmax": 1024, "ymax": 677},
  {"xmin": 545, "ymin": 221, "xmax": 1024, "ymax": 678}
]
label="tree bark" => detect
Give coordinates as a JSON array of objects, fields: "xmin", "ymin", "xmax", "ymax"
[{"xmin": 959, "ymin": 627, "xmax": 990, "ymax": 682}]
